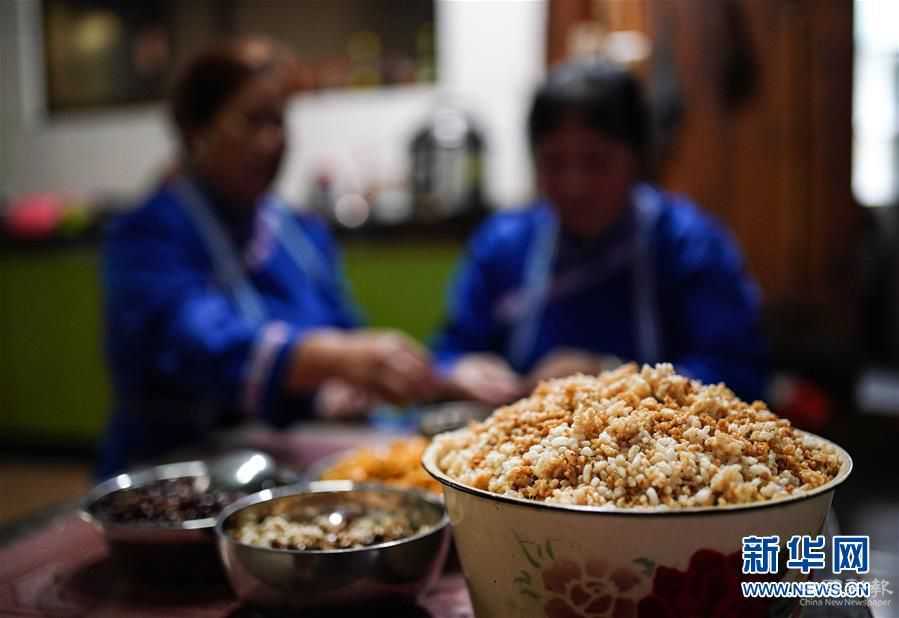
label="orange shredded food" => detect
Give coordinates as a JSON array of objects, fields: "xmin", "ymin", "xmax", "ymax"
[{"xmin": 320, "ymin": 436, "xmax": 441, "ymax": 494}]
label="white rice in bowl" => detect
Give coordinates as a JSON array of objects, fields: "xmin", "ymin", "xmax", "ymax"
[{"xmin": 432, "ymin": 363, "xmax": 842, "ymax": 508}]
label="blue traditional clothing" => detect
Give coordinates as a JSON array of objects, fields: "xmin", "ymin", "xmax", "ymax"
[
  {"xmin": 98, "ymin": 176, "xmax": 359, "ymax": 477},
  {"xmin": 433, "ymin": 184, "xmax": 767, "ymax": 401}
]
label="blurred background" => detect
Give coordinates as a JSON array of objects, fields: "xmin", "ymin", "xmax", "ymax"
[{"xmin": 0, "ymin": 0, "xmax": 897, "ymax": 583}]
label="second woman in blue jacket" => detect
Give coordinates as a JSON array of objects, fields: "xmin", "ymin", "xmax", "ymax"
[{"xmin": 434, "ymin": 59, "xmax": 767, "ymax": 405}]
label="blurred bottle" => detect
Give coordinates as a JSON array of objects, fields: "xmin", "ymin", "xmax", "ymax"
[
  {"xmin": 410, "ymin": 105, "xmax": 485, "ymax": 223},
  {"xmin": 308, "ymin": 170, "xmax": 336, "ymax": 220}
]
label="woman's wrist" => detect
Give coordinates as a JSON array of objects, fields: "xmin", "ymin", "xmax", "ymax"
[{"xmin": 286, "ymin": 329, "xmax": 350, "ymax": 391}]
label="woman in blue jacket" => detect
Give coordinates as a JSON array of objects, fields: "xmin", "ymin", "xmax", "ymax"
[
  {"xmin": 435, "ymin": 59, "xmax": 766, "ymax": 405},
  {"xmin": 99, "ymin": 38, "xmax": 435, "ymax": 477}
]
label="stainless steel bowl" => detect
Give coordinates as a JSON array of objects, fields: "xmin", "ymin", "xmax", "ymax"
[
  {"xmin": 80, "ymin": 450, "xmax": 284, "ymax": 582},
  {"xmin": 216, "ymin": 481, "xmax": 451, "ymax": 609}
]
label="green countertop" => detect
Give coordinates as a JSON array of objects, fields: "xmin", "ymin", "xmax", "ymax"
[{"xmin": 0, "ymin": 241, "xmax": 461, "ymax": 446}]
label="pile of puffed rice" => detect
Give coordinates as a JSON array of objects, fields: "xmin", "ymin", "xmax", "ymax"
[{"xmin": 433, "ymin": 363, "xmax": 843, "ymax": 508}]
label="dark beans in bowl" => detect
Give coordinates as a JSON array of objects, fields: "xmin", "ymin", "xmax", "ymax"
[{"xmin": 93, "ymin": 477, "xmax": 244, "ymax": 525}]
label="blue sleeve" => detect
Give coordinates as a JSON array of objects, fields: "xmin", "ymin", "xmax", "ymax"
[
  {"xmin": 104, "ymin": 206, "xmax": 301, "ymax": 420},
  {"xmin": 431, "ymin": 222, "xmax": 507, "ymax": 372},
  {"xmin": 661, "ymin": 209, "xmax": 768, "ymax": 401}
]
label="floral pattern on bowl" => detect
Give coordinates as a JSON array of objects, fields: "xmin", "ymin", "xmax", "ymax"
[
  {"xmin": 636, "ymin": 548, "xmax": 795, "ymax": 618},
  {"xmin": 512, "ymin": 533, "xmax": 649, "ymax": 618},
  {"xmin": 513, "ymin": 534, "xmax": 796, "ymax": 618}
]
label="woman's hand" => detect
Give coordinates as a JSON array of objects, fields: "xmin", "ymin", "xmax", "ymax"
[
  {"xmin": 445, "ymin": 353, "xmax": 526, "ymax": 406},
  {"xmin": 288, "ymin": 329, "xmax": 438, "ymax": 405},
  {"xmin": 527, "ymin": 348, "xmax": 618, "ymax": 387},
  {"xmin": 315, "ymin": 379, "xmax": 376, "ymax": 419}
]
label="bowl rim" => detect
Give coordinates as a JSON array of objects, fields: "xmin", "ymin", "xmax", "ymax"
[
  {"xmin": 215, "ymin": 480, "xmax": 451, "ymax": 555},
  {"xmin": 421, "ymin": 430, "xmax": 853, "ymax": 518},
  {"xmin": 79, "ymin": 460, "xmax": 221, "ymax": 531}
]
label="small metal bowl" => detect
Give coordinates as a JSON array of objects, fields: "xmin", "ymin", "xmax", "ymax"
[
  {"xmin": 418, "ymin": 401, "xmax": 492, "ymax": 438},
  {"xmin": 216, "ymin": 481, "xmax": 451, "ymax": 609},
  {"xmin": 80, "ymin": 451, "xmax": 284, "ymax": 582}
]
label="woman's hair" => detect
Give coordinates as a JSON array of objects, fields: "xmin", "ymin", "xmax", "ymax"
[
  {"xmin": 528, "ymin": 58, "xmax": 650, "ymax": 161},
  {"xmin": 170, "ymin": 37, "xmax": 287, "ymax": 143}
]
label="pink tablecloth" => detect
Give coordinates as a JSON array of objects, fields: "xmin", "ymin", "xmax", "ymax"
[{"xmin": 0, "ymin": 426, "xmax": 474, "ymax": 617}]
